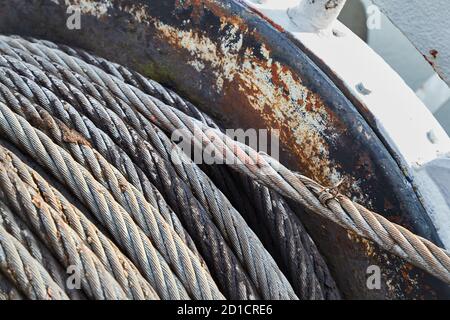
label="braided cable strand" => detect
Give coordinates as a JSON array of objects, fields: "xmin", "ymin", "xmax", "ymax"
[
  {"xmin": 30, "ymin": 38, "xmax": 221, "ymax": 127},
  {"xmin": 0, "ymin": 158, "xmax": 127, "ymax": 300},
  {"xmin": 0, "ymin": 218, "xmax": 69, "ymax": 300},
  {"xmin": 50, "ymin": 45, "xmax": 340, "ymax": 299},
  {"xmin": 17, "ymin": 37, "xmax": 448, "ymax": 286},
  {"xmin": 0, "ymin": 148, "xmax": 135, "ymax": 300},
  {"xmin": 0, "ymin": 49, "xmax": 261, "ymax": 299},
  {"xmin": 0, "ymin": 78, "xmax": 222, "ymax": 300},
  {"xmin": 0, "ymin": 65, "xmax": 204, "ymax": 266},
  {"xmin": 235, "ymin": 175, "xmax": 340, "ymax": 300},
  {"xmin": 0, "ymin": 143, "xmax": 159, "ymax": 300},
  {"xmin": 132, "ymin": 71, "xmax": 340, "ymax": 299},
  {"xmin": 154, "ymin": 100, "xmax": 450, "ymax": 285},
  {"xmin": 0, "ymin": 40, "xmax": 299, "ymax": 300},
  {"xmin": 153, "ymin": 105, "xmax": 450, "ymax": 285},
  {"xmin": 0, "ymin": 199, "xmax": 85, "ymax": 300},
  {"xmin": 0, "ymin": 103, "xmax": 204, "ymax": 300}
]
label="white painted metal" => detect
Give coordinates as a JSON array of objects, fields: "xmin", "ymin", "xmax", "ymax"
[
  {"xmin": 249, "ymin": 0, "xmax": 347, "ymax": 34},
  {"xmin": 246, "ymin": 0, "xmax": 450, "ymax": 247},
  {"xmin": 287, "ymin": 0, "xmax": 347, "ymax": 33},
  {"xmin": 372, "ymin": 0, "xmax": 450, "ymax": 87},
  {"xmin": 358, "ymin": 0, "xmax": 450, "ymax": 134},
  {"xmin": 416, "ymin": 74, "xmax": 450, "ymax": 114}
]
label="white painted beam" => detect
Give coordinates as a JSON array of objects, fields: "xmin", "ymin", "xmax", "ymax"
[
  {"xmin": 372, "ymin": 0, "xmax": 450, "ymax": 87},
  {"xmin": 245, "ymin": 0, "xmax": 450, "ymax": 247},
  {"xmin": 288, "ymin": 0, "xmax": 347, "ymax": 32}
]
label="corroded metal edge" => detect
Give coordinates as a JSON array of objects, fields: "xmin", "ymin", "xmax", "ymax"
[{"xmin": 1, "ymin": 0, "xmax": 449, "ymax": 299}]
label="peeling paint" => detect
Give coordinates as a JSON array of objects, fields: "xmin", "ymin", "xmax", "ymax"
[
  {"xmin": 9, "ymin": 0, "xmax": 447, "ymax": 299},
  {"xmin": 151, "ymin": 16, "xmax": 360, "ymax": 194}
]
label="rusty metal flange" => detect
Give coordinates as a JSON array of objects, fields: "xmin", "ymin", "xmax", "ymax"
[{"xmin": 1, "ymin": 0, "xmax": 449, "ymax": 299}]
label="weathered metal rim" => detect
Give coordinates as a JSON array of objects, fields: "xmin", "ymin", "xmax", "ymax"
[{"xmin": 0, "ymin": 0, "xmax": 449, "ymax": 299}]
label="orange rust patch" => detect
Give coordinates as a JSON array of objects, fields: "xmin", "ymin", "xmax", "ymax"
[
  {"xmin": 430, "ymin": 49, "xmax": 439, "ymax": 59},
  {"xmin": 175, "ymin": 0, "xmax": 205, "ymax": 24},
  {"xmin": 175, "ymin": 0, "xmax": 246, "ymax": 29},
  {"xmin": 152, "ymin": 3, "xmax": 366, "ymax": 195},
  {"xmin": 61, "ymin": 124, "xmax": 92, "ymax": 147}
]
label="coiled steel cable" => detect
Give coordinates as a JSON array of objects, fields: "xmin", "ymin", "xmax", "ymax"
[
  {"xmin": 0, "ymin": 44, "xmax": 267, "ymax": 300},
  {"xmin": 46, "ymin": 43, "xmax": 448, "ymax": 288},
  {"xmin": 0, "ymin": 102, "xmax": 219, "ymax": 300},
  {"xmin": 0, "ymin": 146, "xmax": 139, "ymax": 299},
  {"xmin": 145, "ymin": 99, "xmax": 450, "ymax": 286},
  {"xmin": 0, "ymin": 199, "xmax": 85, "ymax": 300},
  {"xmin": 0, "ymin": 220, "xmax": 70, "ymax": 300},
  {"xmin": 0, "ymin": 80, "xmax": 222, "ymax": 301},
  {"xmin": 54, "ymin": 47, "xmax": 340, "ymax": 299},
  {"xmin": 0, "ymin": 37, "xmax": 300, "ymax": 300},
  {"xmin": 1, "ymin": 36, "xmax": 448, "ymax": 299},
  {"xmin": 6, "ymin": 37, "xmax": 447, "ymax": 288},
  {"xmin": 0, "ymin": 54, "xmax": 259, "ymax": 300},
  {"xmin": 0, "ymin": 143, "xmax": 160, "ymax": 300},
  {"xmin": 144, "ymin": 97, "xmax": 450, "ymax": 286},
  {"xmin": 0, "ymin": 66, "xmax": 203, "ymax": 266},
  {"xmin": 207, "ymin": 169, "xmax": 342, "ymax": 300}
]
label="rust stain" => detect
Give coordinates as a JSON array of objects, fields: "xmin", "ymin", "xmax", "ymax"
[
  {"xmin": 175, "ymin": 0, "xmax": 247, "ymax": 29},
  {"xmin": 148, "ymin": 2, "xmax": 371, "ymax": 197},
  {"xmin": 430, "ymin": 49, "xmax": 439, "ymax": 59},
  {"xmin": 346, "ymin": 230, "xmax": 426, "ymax": 298},
  {"xmin": 61, "ymin": 0, "xmax": 441, "ymax": 299},
  {"xmin": 423, "ymin": 49, "xmax": 439, "ymax": 68}
]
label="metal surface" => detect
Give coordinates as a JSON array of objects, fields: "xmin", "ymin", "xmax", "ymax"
[
  {"xmin": 1, "ymin": 0, "xmax": 449, "ymax": 299},
  {"xmin": 372, "ymin": 0, "xmax": 450, "ymax": 86},
  {"xmin": 287, "ymin": 0, "xmax": 347, "ymax": 33},
  {"xmin": 245, "ymin": 0, "xmax": 450, "ymax": 250}
]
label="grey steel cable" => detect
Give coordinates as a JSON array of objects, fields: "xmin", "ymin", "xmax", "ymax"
[
  {"xmin": 11, "ymin": 37, "xmax": 448, "ymax": 287},
  {"xmin": 0, "ymin": 143, "xmax": 159, "ymax": 300},
  {"xmin": 0, "ymin": 67, "xmax": 203, "ymax": 266},
  {"xmin": 0, "ymin": 65, "xmax": 227, "ymax": 301},
  {"xmin": 0, "ymin": 103, "xmax": 200, "ymax": 300},
  {"xmin": 135, "ymin": 80, "xmax": 338, "ymax": 299},
  {"xmin": 0, "ymin": 86, "xmax": 222, "ymax": 301},
  {"xmin": 204, "ymin": 166, "xmax": 341, "ymax": 300},
  {"xmin": 80, "ymin": 53, "xmax": 341, "ymax": 299},
  {"xmin": 0, "ymin": 219, "xmax": 69, "ymax": 300},
  {"xmin": 124, "ymin": 70, "xmax": 341, "ymax": 300},
  {"xmin": 28, "ymin": 37, "xmax": 220, "ymax": 127},
  {"xmin": 151, "ymin": 99, "xmax": 450, "ymax": 286},
  {"xmin": 0, "ymin": 52, "xmax": 261, "ymax": 300},
  {"xmin": 0, "ymin": 148, "xmax": 135, "ymax": 300},
  {"xmin": 0, "ymin": 40, "xmax": 299, "ymax": 300},
  {"xmin": 0, "ymin": 199, "xmax": 85, "ymax": 300},
  {"xmin": 146, "ymin": 103, "xmax": 450, "ymax": 286}
]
